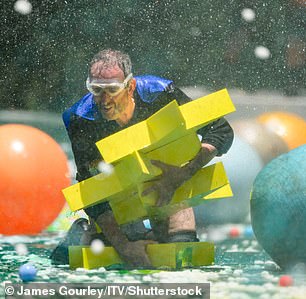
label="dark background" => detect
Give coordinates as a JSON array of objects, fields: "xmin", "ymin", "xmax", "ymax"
[{"xmin": 1, "ymin": 0, "xmax": 305, "ymax": 113}]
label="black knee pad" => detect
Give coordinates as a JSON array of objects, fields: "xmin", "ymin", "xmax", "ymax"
[
  {"xmin": 50, "ymin": 218, "xmax": 89, "ymax": 265},
  {"xmin": 167, "ymin": 231, "xmax": 199, "ymax": 243}
]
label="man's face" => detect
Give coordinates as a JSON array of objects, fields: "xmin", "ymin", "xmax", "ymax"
[{"xmin": 89, "ymin": 63, "xmax": 133, "ymax": 121}]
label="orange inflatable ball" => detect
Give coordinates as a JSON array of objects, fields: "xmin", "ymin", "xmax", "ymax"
[
  {"xmin": 257, "ymin": 112, "xmax": 306, "ymax": 150},
  {"xmin": 232, "ymin": 119, "xmax": 288, "ymax": 164},
  {"xmin": 0, "ymin": 124, "xmax": 70, "ymax": 235}
]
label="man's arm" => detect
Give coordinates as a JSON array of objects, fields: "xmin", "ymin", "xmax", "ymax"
[
  {"xmin": 142, "ymin": 85, "xmax": 234, "ymax": 206},
  {"xmin": 94, "ymin": 210, "xmax": 154, "ymax": 268},
  {"xmin": 67, "ymin": 116, "xmax": 102, "ymax": 181}
]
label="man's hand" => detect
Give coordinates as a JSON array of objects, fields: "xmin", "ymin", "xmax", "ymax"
[
  {"xmin": 95, "ymin": 211, "xmax": 156, "ymax": 269},
  {"xmin": 142, "ymin": 160, "xmax": 188, "ymax": 207},
  {"xmin": 142, "ymin": 144, "xmax": 218, "ymax": 207}
]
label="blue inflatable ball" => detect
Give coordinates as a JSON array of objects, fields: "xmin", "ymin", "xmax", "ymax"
[
  {"xmin": 194, "ymin": 136, "xmax": 264, "ymax": 226},
  {"xmin": 251, "ymin": 145, "xmax": 306, "ymax": 269},
  {"xmin": 243, "ymin": 225, "xmax": 254, "ymax": 238},
  {"xmin": 19, "ymin": 263, "xmax": 37, "ymax": 282}
]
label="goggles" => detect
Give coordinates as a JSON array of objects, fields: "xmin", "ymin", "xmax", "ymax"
[{"xmin": 86, "ymin": 73, "xmax": 133, "ymax": 96}]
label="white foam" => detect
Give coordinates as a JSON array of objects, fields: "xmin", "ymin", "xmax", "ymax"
[
  {"xmin": 254, "ymin": 46, "xmax": 271, "ymax": 60},
  {"xmin": 241, "ymin": 8, "xmax": 256, "ymax": 22},
  {"xmin": 97, "ymin": 161, "xmax": 114, "ymax": 176},
  {"xmin": 14, "ymin": 243, "xmax": 28, "ymax": 256},
  {"xmin": 14, "ymin": 0, "xmax": 32, "ymax": 15},
  {"xmin": 90, "ymin": 239, "xmax": 105, "ymax": 255}
]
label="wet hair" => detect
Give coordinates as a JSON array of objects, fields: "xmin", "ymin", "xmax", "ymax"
[{"xmin": 89, "ymin": 49, "xmax": 132, "ymax": 77}]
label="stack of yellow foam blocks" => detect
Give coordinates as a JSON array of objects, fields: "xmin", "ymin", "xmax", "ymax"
[{"xmin": 63, "ymin": 89, "xmax": 235, "ymax": 269}]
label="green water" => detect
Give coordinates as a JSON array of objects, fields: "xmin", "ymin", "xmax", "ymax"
[{"xmin": 1, "ymin": 227, "xmax": 306, "ymax": 299}]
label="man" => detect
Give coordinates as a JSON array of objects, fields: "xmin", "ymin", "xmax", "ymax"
[{"xmin": 51, "ymin": 49, "xmax": 234, "ymax": 268}]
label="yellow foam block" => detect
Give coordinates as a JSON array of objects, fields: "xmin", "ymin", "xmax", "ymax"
[
  {"xmin": 96, "ymin": 89, "xmax": 235, "ymax": 164},
  {"xmin": 110, "ymin": 162, "xmax": 232, "ymax": 225},
  {"xmin": 63, "ymin": 152, "xmax": 161, "ymax": 211},
  {"xmin": 95, "ymin": 120, "xmax": 150, "ymax": 166},
  {"xmin": 176, "ymin": 242, "xmax": 215, "ymax": 267},
  {"xmin": 146, "ymin": 100, "xmax": 185, "ymax": 141},
  {"xmin": 146, "ymin": 163, "xmax": 233, "ymax": 220},
  {"xmin": 68, "ymin": 246, "xmax": 84, "ymax": 269},
  {"xmin": 147, "ymin": 242, "xmax": 214, "ymax": 269},
  {"xmin": 144, "ymin": 132, "xmax": 201, "ymax": 166},
  {"xmin": 139, "ymin": 162, "xmax": 230, "ymax": 208},
  {"xmin": 109, "ymin": 193, "xmax": 148, "ymax": 224},
  {"xmin": 63, "ymin": 132, "xmax": 200, "ymax": 213},
  {"xmin": 83, "ymin": 247, "xmax": 122, "ymax": 269},
  {"xmin": 142, "ymin": 101, "xmax": 187, "ymax": 154},
  {"xmin": 204, "ymin": 183, "xmax": 233, "ymax": 200},
  {"xmin": 96, "ymin": 101, "xmax": 185, "ymax": 163},
  {"xmin": 180, "ymin": 89, "xmax": 236, "ymax": 131},
  {"xmin": 68, "ymin": 242, "xmax": 214, "ymax": 270},
  {"xmin": 171, "ymin": 162, "xmax": 230, "ymax": 204},
  {"xmin": 148, "ymin": 184, "xmax": 232, "ymax": 221}
]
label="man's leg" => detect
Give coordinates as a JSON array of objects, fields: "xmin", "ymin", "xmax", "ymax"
[
  {"xmin": 167, "ymin": 207, "xmax": 199, "ymax": 242},
  {"xmin": 150, "ymin": 207, "xmax": 199, "ymax": 243}
]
